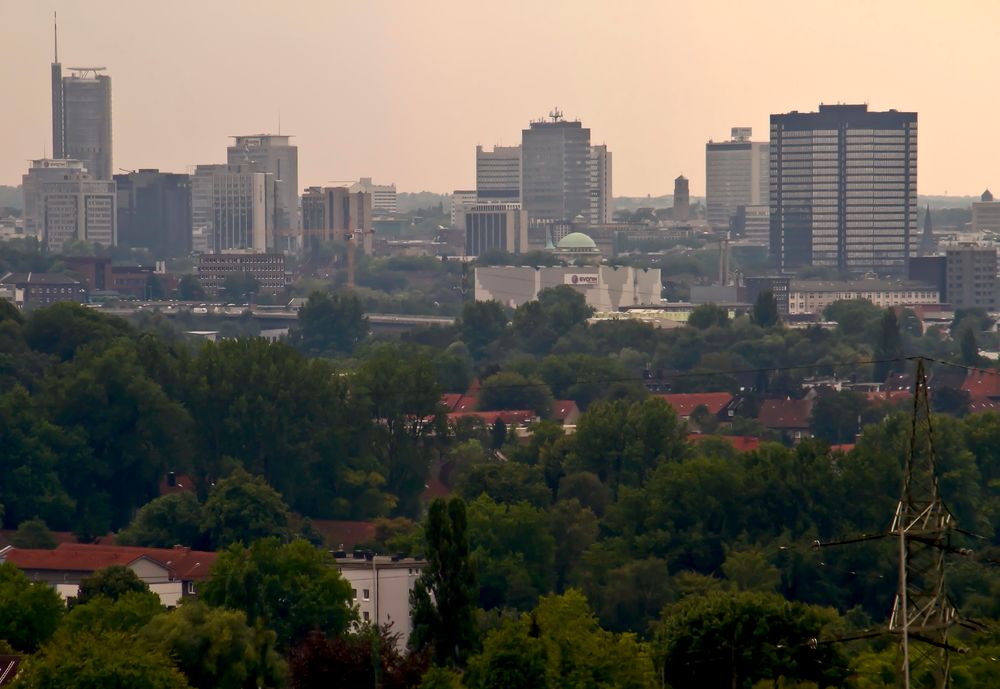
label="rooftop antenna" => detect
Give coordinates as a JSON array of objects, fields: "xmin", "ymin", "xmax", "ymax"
[
  {"xmin": 278, "ymin": 111, "xmax": 281, "ymax": 136},
  {"xmin": 549, "ymin": 107, "xmax": 563, "ymax": 122},
  {"xmin": 53, "ymin": 11, "xmax": 58, "ymax": 63}
]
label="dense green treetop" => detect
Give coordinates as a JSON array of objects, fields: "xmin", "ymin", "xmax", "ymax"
[
  {"xmin": 141, "ymin": 601, "xmax": 286, "ymax": 689},
  {"xmin": 76, "ymin": 565, "xmax": 152, "ymax": 606},
  {"xmin": 201, "ymin": 467, "xmax": 290, "ymax": 549},
  {"xmin": 290, "ymin": 290, "xmax": 369, "ymax": 357},
  {"xmin": 12, "ymin": 630, "xmax": 191, "ymax": 689},
  {"xmin": 654, "ymin": 590, "xmax": 847, "ymax": 689},
  {"xmin": 0, "ymin": 562, "xmax": 64, "ymax": 652},
  {"xmin": 200, "ymin": 538, "xmax": 354, "ymax": 650}
]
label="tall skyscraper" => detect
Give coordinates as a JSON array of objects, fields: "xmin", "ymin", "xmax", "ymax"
[
  {"xmin": 673, "ymin": 175, "xmax": 690, "ymax": 222},
  {"xmin": 476, "ymin": 145, "xmax": 521, "ymax": 203},
  {"xmin": 301, "ymin": 186, "xmax": 373, "ymax": 253},
  {"xmin": 22, "ymin": 158, "xmax": 116, "ymax": 253},
  {"xmin": 227, "ymin": 135, "xmax": 298, "ymax": 232},
  {"xmin": 190, "ymin": 164, "xmax": 220, "ymax": 251},
  {"xmin": 588, "ymin": 145, "xmax": 613, "ymax": 224},
  {"xmin": 521, "ymin": 110, "xmax": 591, "ymax": 223},
  {"xmin": 770, "ymin": 104, "xmax": 917, "ymax": 275},
  {"xmin": 114, "ymin": 170, "xmax": 192, "ymax": 256},
  {"xmin": 192, "ymin": 165, "xmax": 272, "ymax": 253},
  {"xmin": 705, "ymin": 127, "xmax": 768, "ymax": 232},
  {"xmin": 51, "ymin": 18, "xmax": 113, "ymax": 181}
]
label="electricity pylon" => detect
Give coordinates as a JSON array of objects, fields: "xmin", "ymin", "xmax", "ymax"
[
  {"xmin": 815, "ymin": 358, "xmax": 978, "ymax": 688},
  {"xmin": 888, "ymin": 357, "xmax": 962, "ymax": 689}
]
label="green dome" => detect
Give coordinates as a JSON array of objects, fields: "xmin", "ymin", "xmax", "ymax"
[{"xmin": 556, "ymin": 232, "xmax": 597, "ymax": 250}]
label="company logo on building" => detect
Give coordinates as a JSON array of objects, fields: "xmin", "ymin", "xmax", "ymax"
[{"xmin": 565, "ymin": 274, "xmax": 599, "ymax": 286}]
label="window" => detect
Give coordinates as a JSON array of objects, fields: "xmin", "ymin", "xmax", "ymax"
[
  {"xmin": 363, "ymin": 611, "xmax": 370, "ymax": 622},
  {"xmin": 352, "ymin": 589, "xmax": 358, "ymax": 599},
  {"xmin": 363, "ymin": 589, "xmax": 371, "ymax": 601}
]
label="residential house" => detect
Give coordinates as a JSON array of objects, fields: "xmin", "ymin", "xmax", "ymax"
[
  {"xmin": 962, "ymin": 369, "xmax": 1000, "ymax": 401},
  {"xmin": 551, "ymin": 400, "xmax": 582, "ymax": 426},
  {"xmin": 758, "ymin": 398, "xmax": 813, "ymax": 443},
  {"xmin": 447, "ymin": 410, "xmax": 538, "ymax": 426},
  {"xmin": 656, "ymin": 392, "xmax": 734, "ymax": 420},
  {"xmin": 334, "ymin": 553, "xmax": 426, "ymax": 651},
  {"xmin": 0, "ymin": 543, "xmax": 216, "ymax": 606},
  {"xmin": 307, "ymin": 520, "xmax": 377, "ymax": 551},
  {"xmin": 159, "ymin": 471, "xmax": 196, "ymax": 497}
]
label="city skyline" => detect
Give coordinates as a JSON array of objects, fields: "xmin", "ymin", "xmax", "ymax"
[{"xmin": 3, "ymin": 1, "xmax": 999, "ymax": 196}]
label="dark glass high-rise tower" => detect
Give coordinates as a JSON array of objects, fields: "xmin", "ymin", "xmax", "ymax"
[
  {"xmin": 51, "ymin": 17, "xmax": 113, "ymax": 180},
  {"xmin": 521, "ymin": 110, "xmax": 591, "ymax": 223},
  {"xmin": 769, "ymin": 104, "xmax": 917, "ymax": 275}
]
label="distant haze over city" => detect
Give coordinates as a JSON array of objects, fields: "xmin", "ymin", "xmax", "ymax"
[{"xmin": 3, "ymin": 0, "xmax": 999, "ymax": 196}]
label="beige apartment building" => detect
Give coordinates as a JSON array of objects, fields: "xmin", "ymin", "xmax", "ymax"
[{"xmin": 787, "ymin": 279, "xmax": 939, "ymax": 316}]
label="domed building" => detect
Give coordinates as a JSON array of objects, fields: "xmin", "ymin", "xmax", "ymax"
[{"xmin": 553, "ymin": 231, "xmax": 601, "ymax": 263}]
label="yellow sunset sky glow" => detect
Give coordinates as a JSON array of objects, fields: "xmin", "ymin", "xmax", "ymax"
[{"xmin": 3, "ymin": 0, "xmax": 997, "ymax": 197}]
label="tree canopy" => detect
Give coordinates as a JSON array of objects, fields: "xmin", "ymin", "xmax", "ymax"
[{"xmin": 200, "ymin": 538, "xmax": 355, "ymax": 649}]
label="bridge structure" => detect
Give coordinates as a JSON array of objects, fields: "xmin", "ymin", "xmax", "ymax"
[{"xmin": 94, "ymin": 302, "xmax": 456, "ymax": 334}]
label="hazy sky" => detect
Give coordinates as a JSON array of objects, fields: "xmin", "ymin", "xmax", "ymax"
[{"xmin": 2, "ymin": 0, "xmax": 998, "ymax": 196}]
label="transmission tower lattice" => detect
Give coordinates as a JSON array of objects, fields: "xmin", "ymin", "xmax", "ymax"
[{"xmin": 888, "ymin": 357, "xmax": 960, "ymax": 689}]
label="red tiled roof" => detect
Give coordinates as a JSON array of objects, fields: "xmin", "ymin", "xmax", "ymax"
[
  {"xmin": 688, "ymin": 434, "xmax": 761, "ymax": 453},
  {"xmin": 551, "ymin": 400, "xmax": 580, "ymax": 422},
  {"xmin": 656, "ymin": 392, "xmax": 733, "ymax": 417},
  {"xmin": 968, "ymin": 398, "xmax": 1000, "ymax": 413},
  {"xmin": 962, "ymin": 370, "xmax": 1000, "ymax": 399},
  {"xmin": 452, "ymin": 395, "xmax": 478, "ymax": 413},
  {"xmin": 421, "ymin": 476, "xmax": 451, "ymax": 502},
  {"xmin": 307, "ymin": 520, "xmax": 376, "ymax": 550},
  {"xmin": 159, "ymin": 472, "xmax": 195, "ymax": 496},
  {"xmin": 440, "ymin": 393, "xmax": 463, "ymax": 412},
  {"xmin": 3, "ymin": 543, "xmax": 217, "ymax": 581},
  {"xmin": 448, "ymin": 410, "xmax": 537, "ymax": 425},
  {"xmin": 865, "ymin": 390, "xmax": 910, "ymax": 403},
  {"xmin": 829, "ymin": 443, "xmax": 856, "ymax": 453},
  {"xmin": 758, "ymin": 398, "xmax": 813, "ymax": 430}
]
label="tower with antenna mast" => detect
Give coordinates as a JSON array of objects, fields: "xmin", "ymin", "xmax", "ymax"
[
  {"xmin": 51, "ymin": 11, "xmax": 64, "ymax": 159},
  {"xmin": 50, "ymin": 15, "xmax": 114, "ymax": 179}
]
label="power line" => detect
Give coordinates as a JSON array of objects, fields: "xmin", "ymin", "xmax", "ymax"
[{"xmin": 444, "ymin": 357, "xmax": 906, "ymax": 391}]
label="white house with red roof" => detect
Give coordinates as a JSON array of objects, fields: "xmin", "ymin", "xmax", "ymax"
[{"xmin": 0, "ymin": 543, "xmax": 217, "ymax": 606}]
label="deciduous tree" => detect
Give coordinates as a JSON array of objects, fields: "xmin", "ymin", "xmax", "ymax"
[
  {"xmin": 751, "ymin": 290, "xmax": 780, "ymax": 328},
  {"xmin": 13, "ymin": 631, "xmax": 191, "ymax": 689},
  {"xmin": 117, "ymin": 492, "xmax": 205, "ymax": 548},
  {"xmin": 290, "ymin": 290, "xmax": 369, "ymax": 356},
  {"xmin": 654, "ymin": 591, "xmax": 847, "ymax": 689},
  {"xmin": 141, "ymin": 601, "xmax": 286, "ymax": 689},
  {"xmin": 201, "ymin": 468, "xmax": 289, "ymax": 548},
  {"xmin": 0, "ymin": 562, "xmax": 64, "ymax": 652},
  {"xmin": 77, "ymin": 565, "xmax": 151, "ymax": 606},
  {"xmin": 478, "ymin": 371, "xmax": 554, "ymax": 418},
  {"xmin": 410, "ymin": 497, "xmax": 478, "ymax": 667},
  {"xmin": 200, "ymin": 538, "xmax": 354, "ymax": 650}
]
